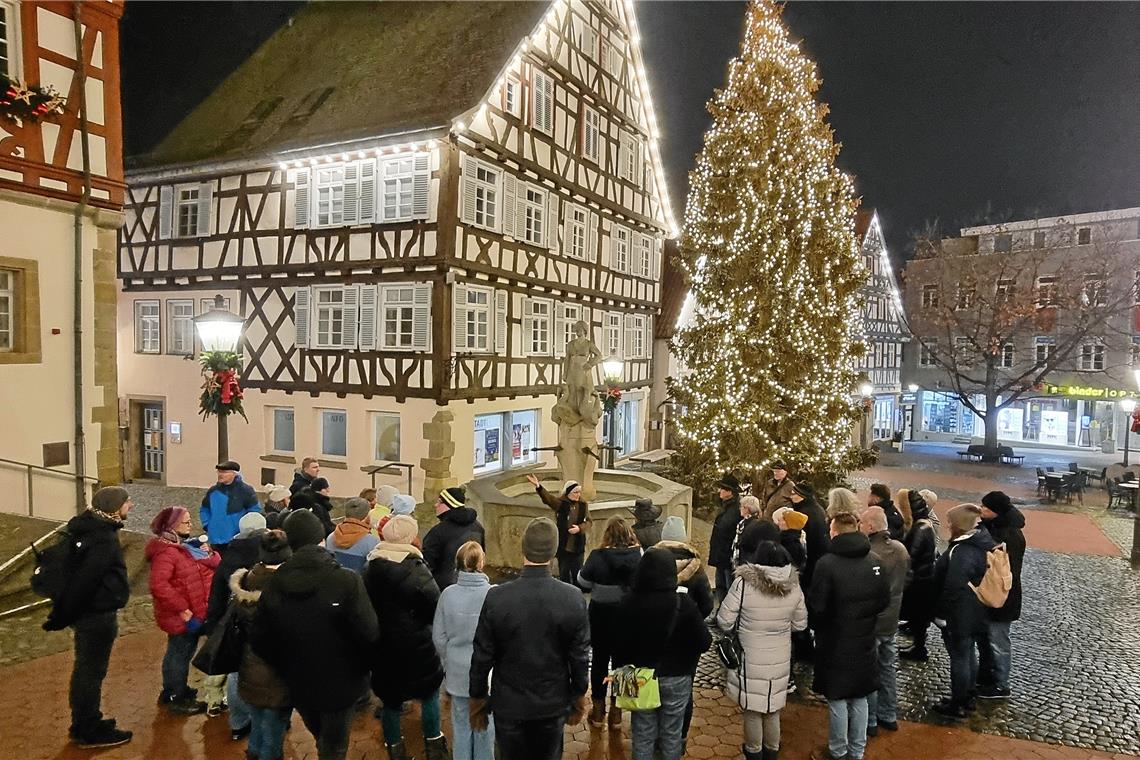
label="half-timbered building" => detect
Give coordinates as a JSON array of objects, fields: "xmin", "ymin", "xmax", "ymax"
[
  {"xmin": 116, "ymin": 0, "xmax": 675, "ymax": 500},
  {"xmin": 1, "ymin": 0, "xmax": 124, "ymax": 519}
]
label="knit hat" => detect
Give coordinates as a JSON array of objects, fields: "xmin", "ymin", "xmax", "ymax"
[
  {"xmin": 215, "ymin": 460, "xmax": 241, "ymax": 472},
  {"xmin": 238, "ymin": 511, "xmax": 267, "ymax": 535},
  {"xmin": 982, "ymin": 491, "xmax": 1012, "ymax": 515},
  {"xmin": 629, "ymin": 498, "xmax": 661, "ymax": 521},
  {"xmin": 150, "ymin": 506, "xmax": 189, "ymax": 537},
  {"xmin": 869, "ymin": 483, "xmax": 891, "ymax": 502},
  {"xmin": 259, "ymin": 529, "xmax": 292, "ymax": 565},
  {"xmin": 632, "ymin": 546, "xmax": 679, "ymax": 592},
  {"xmin": 376, "ymin": 485, "xmax": 400, "ymax": 507},
  {"xmin": 310, "ymin": 477, "xmax": 331, "ymax": 492},
  {"xmin": 738, "ymin": 519, "xmax": 780, "ymax": 560},
  {"xmin": 522, "ymin": 517, "xmax": 558, "ymax": 563},
  {"xmin": 283, "ymin": 509, "xmax": 325, "ymax": 549},
  {"xmin": 947, "ymin": 503, "xmax": 982, "ymax": 534},
  {"xmin": 792, "ymin": 482, "xmax": 814, "ymax": 499},
  {"xmin": 267, "ymin": 484, "xmax": 290, "ymax": 503},
  {"xmin": 344, "ymin": 497, "xmax": 371, "ymax": 520},
  {"xmin": 391, "ymin": 494, "xmax": 416, "ymax": 516},
  {"xmin": 716, "ymin": 473, "xmax": 742, "ymax": 494},
  {"xmin": 753, "ymin": 541, "xmax": 791, "ymax": 567},
  {"xmin": 661, "ymin": 515, "xmax": 687, "ymax": 542},
  {"xmin": 382, "ymin": 514, "xmax": 419, "ymax": 545},
  {"xmin": 92, "ymin": 486, "xmax": 130, "ymax": 514},
  {"xmin": 440, "ymin": 486, "xmax": 466, "ymax": 509},
  {"xmin": 781, "ymin": 509, "xmax": 808, "ymax": 531},
  {"xmin": 919, "ymin": 489, "xmax": 939, "ymax": 508},
  {"xmin": 562, "ymin": 481, "xmax": 581, "ymax": 497}
]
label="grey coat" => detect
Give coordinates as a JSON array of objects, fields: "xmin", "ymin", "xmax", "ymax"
[
  {"xmin": 432, "ymin": 570, "xmax": 492, "ymax": 697},
  {"xmin": 867, "ymin": 531, "xmax": 910, "ymax": 637},
  {"xmin": 716, "ymin": 563, "xmax": 808, "ymax": 713}
]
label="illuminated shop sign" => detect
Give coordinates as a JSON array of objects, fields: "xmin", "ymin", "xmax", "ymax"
[{"xmin": 1044, "ymin": 384, "xmax": 1140, "ymax": 400}]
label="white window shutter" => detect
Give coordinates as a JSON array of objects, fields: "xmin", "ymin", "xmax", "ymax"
[
  {"xmin": 412, "ymin": 283, "xmax": 432, "ymax": 351},
  {"xmin": 293, "ymin": 286, "xmax": 311, "ymax": 348},
  {"xmin": 343, "ymin": 162, "xmax": 360, "ymax": 225},
  {"xmin": 521, "ymin": 298, "xmax": 534, "ymax": 356},
  {"xmin": 624, "ymin": 313, "xmax": 635, "ymax": 358},
  {"xmin": 294, "ymin": 168, "xmax": 311, "ymax": 228},
  {"xmin": 652, "ymin": 236, "xmax": 663, "ymax": 280},
  {"xmin": 515, "ymin": 181, "xmax": 528, "ymax": 243},
  {"xmin": 412, "ymin": 153, "xmax": 431, "ymax": 219},
  {"xmin": 554, "ymin": 302, "xmax": 568, "ymax": 356},
  {"xmin": 502, "ymin": 173, "xmax": 518, "ymax": 238},
  {"xmin": 359, "ymin": 160, "xmax": 377, "ymax": 223},
  {"xmin": 453, "ymin": 284, "xmax": 469, "ymax": 350},
  {"xmin": 358, "ymin": 285, "xmax": 377, "ymax": 350},
  {"xmin": 587, "ymin": 211, "xmax": 599, "ymax": 262},
  {"xmin": 563, "ymin": 204, "xmax": 574, "ymax": 257},
  {"xmin": 631, "ymin": 231, "xmax": 643, "ymax": 275},
  {"xmin": 196, "ymin": 182, "xmax": 213, "ymax": 236},
  {"xmin": 342, "ymin": 284, "xmax": 360, "ymax": 349},
  {"xmin": 619, "ymin": 134, "xmax": 630, "ymax": 182},
  {"xmin": 459, "ymin": 155, "xmax": 476, "ymax": 226},
  {"xmin": 494, "ymin": 290, "xmax": 508, "ymax": 353},
  {"xmin": 546, "ymin": 192, "xmax": 560, "ymax": 251},
  {"xmin": 158, "ymin": 186, "xmax": 173, "ymax": 239},
  {"xmin": 644, "ymin": 315, "xmax": 653, "ymax": 358}
]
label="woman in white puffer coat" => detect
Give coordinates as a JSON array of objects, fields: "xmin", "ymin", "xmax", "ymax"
[{"xmin": 716, "ymin": 541, "xmax": 808, "ymax": 760}]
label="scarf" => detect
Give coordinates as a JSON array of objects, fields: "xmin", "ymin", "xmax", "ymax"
[
  {"xmin": 89, "ymin": 506, "xmax": 123, "ymax": 524},
  {"xmin": 331, "ymin": 518, "xmax": 372, "ymax": 549}
]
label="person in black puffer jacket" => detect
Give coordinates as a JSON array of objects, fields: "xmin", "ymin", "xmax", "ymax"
[
  {"xmin": 788, "ymin": 483, "xmax": 829, "ymax": 591},
  {"xmin": 577, "ymin": 517, "xmax": 643, "ymax": 729},
  {"xmin": 868, "ymin": 483, "xmax": 905, "ymax": 541},
  {"xmin": 364, "ymin": 515, "xmax": 448, "ymax": 759},
  {"xmin": 614, "ymin": 548, "xmax": 712, "ymax": 760},
  {"xmin": 709, "ymin": 473, "xmax": 744, "ymax": 604},
  {"xmin": 422, "ymin": 487, "xmax": 486, "ymax": 592},
  {"xmin": 898, "ymin": 488, "xmax": 939, "ymax": 661},
  {"xmin": 976, "ymin": 491, "xmax": 1025, "ymax": 700},
  {"xmin": 288, "ymin": 482, "xmax": 335, "ymax": 537}
]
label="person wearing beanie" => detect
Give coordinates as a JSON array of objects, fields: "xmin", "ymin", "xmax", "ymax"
[
  {"xmin": 200, "ymin": 461, "xmax": 261, "ymax": 557},
  {"xmin": 717, "ymin": 541, "xmax": 807, "ymax": 760},
  {"xmin": 229, "ymin": 529, "xmax": 292, "ymax": 760},
  {"xmin": 326, "ymin": 497, "xmax": 380, "ymax": 571},
  {"xmin": 375, "ymin": 493, "xmax": 416, "ymax": 538},
  {"xmin": 808, "ymin": 512, "xmax": 890, "ymax": 760},
  {"xmin": 422, "ymin": 486, "xmax": 485, "ymax": 592},
  {"xmin": 867, "ymin": 483, "xmax": 905, "ymax": 541},
  {"xmin": 43, "ymin": 487, "xmax": 134, "ymax": 748},
  {"xmin": 629, "ymin": 498, "xmax": 664, "ymax": 548},
  {"xmin": 469, "ymin": 517, "xmax": 590, "ymax": 760},
  {"xmin": 929, "ymin": 504, "xmax": 996, "ymax": 719},
  {"xmin": 859, "ymin": 507, "xmax": 910, "ymax": 736},
  {"xmin": 789, "ymin": 483, "xmax": 830, "ymax": 593},
  {"xmin": 709, "ymin": 472, "xmax": 744, "ymax": 604},
  {"xmin": 264, "ymin": 485, "xmax": 291, "ymax": 529},
  {"xmin": 760, "ymin": 461, "xmax": 797, "ymax": 522},
  {"xmin": 772, "ymin": 506, "xmax": 808, "ymax": 571},
  {"xmin": 366, "ymin": 484, "xmax": 398, "ymax": 536},
  {"xmin": 976, "ymin": 491, "xmax": 1025, "ymax": 700},
  {"xmin": 526, "ymin": 474, "xmax": 591, "ymax": 586},
  {"xmin": 615, "ymin": 547, "xmax": 712, "ymax": 760},
  {"xmin": 250, "ymin": 509, "xmax": 379, "ymax": 759},
  {"xmin": 145, "ymin": 506, "xmax": 221, "ymax": 716},
  {"xmin": 899, "ymin": 489, "xmax": 939, "ymax": 661},
  {"xmin": 290, "ymin": 477, "xmax": 336, "ymax": 537}
]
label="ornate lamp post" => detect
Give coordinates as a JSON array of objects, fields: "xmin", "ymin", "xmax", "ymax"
[
  {"xmin": 601, "ymin": 356, "xmax": 624, "ymax": 469},
  {"xmin": 859, "ymin": 380, "xmax": 874, "ymax": 449},
  {"xmin": 193, "ymin": 295, "xmax": 246, "ymax": 462},
  {"xmin": 1120, "ymin": 398, "xmax": 1136, "ymax": 467}
]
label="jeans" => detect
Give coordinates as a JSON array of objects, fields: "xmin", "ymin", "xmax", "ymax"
[
  {"xmin": 226, "ymin": 672, "xmax": 251, "ymax": 730},
  {"xmin": 714, "ymin": 566, "xmax": 734, "ymax": 603},
  {"xmin": 494, "ymin": 715, "xmax": 564, "ymax": 760},
  {"xmin": 296, "ymin": 705, "xmax": 354, "ymax": 760},
  {"xmin": 867, "ymin": 633, "xmax": 898, "ymax": 727},
  {"xmin": 161, "ymin": 631, "xmax": 200, "ymax": 697},
  {"xmin": 69, "ymin": 611, "xmax": 118, "ymax": 737},
  {"xmin": 978, "ymin": 620, "xmax": 1013, "ymax": 690},
  {"xmin": 450, "ymin": 695, "xmax": 495, "ymax": 760},
  {"xmin": 631, "ymin": 674, "xmax": 691, "ymax": 760},
  {"xmin": 380, "ymin": 690, "xmax": 442, "ymax": 743},
  {"xmin": 942, "ymin": 629, "xmax": 985, "ymax": 705},
  {"xmin": 589, "ymin": 603, "xmax": 620, "ymax": 702},
  {"xmin": 827, "ymin": 697, "xmax": 868, "ymax": 760},
  {"xmin": 743, "ymin": 709, "xmax": 780, "ymax": 752},
  {"xmin": 248, "ymin": 706, "xmax": 291, "ymax": 760},
  {"xmin": 557, "ymin": 551, "xmax": 584, "ymax": 587}
]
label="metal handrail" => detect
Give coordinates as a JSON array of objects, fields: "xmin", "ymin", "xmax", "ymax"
[{"xmin": 0, "ymin": 456, "xmax": 100, "ymax": 518}]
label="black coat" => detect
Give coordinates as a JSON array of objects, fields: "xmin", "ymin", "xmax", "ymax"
[
  {"xmin": 289, "ymin": 470, "xmax": 315, "ymax": 496},
  {"xmin": 779, "ymin": 529, "xmax": 807, "ymax": 571},
  {"xmin": 793, "ymin": 496, "xmax": 830, "ymax": 589},
  {"xmin": 613, "ymin": 590, "xmax": 711, "ymax": 677},
  {"xmin": 44, "ymin": 510, "xmax": 130, "ymax": 630},
  {"xmin": 250, "ymin": 545, "xmax": 379, "ymax": 711},
  {"xmin": 632, "ymin": 520, "xmax": 663, "ymax": 548},
  {"xmin": 982, "ymin": 508, "xmax": 1026, "ymax": 622},
  {"xmin": 364, "ymin": 551, "xmax": 444, "ymax": 703},
  {"xmin": 879, "ymin": 498, "xmax": 905, "ymax": 542},
  {"xmin": 536, "ymin": 487, "xmax": 590, "ymax": 555},
  {"xmin": 808, "ymin": 532, "xmax": 890, "ymax": 700},
  {"xmin": 578, "ymin": 545, "xmax": 642, "ymax": 605},
  {"xmin": 205, "ymin": 531, "xmax": 262, "ymax": 629},
  {"xmin": 900, "ymin": 509, "xmax": 939, "ymax": 626},
  {"xmin": 709, "ymin": 495, "xmax": 742, "ymax": 569},
  {"xmin": 656, "ymin": 541, "xmax": 716, "ymax": 618},
  {"xmin": 421, "ymin": 506, "xmax": 486, "ymax": 591},
  {"xmin": 289, "ymin": 489, "xmax": 335, "ymax": 537},
  {"xmin": 934, "ymin": 528, "xmax": 996, "ymax": 636},
  {"xmin": 469, "ymin": 565, "xmax": 590, "ymax": 721}
]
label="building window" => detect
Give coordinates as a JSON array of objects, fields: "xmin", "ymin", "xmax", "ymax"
[
  {"xmin": 1000, "ymin": 343, "xmax": 1015, "ymax": 368},
  {"xmin": 1082, "ymin": 273, "xmax": 1107, "ymax": 307},
  {"xmin": 175, "ymin": 186, "xmax": 200, "ymax": 238},
  {"xmin": 380, "ymin": 285, "xmax": 415, "ymax": 349},
  {"xmin": 134, "ymin": 300, "xmax": 160, "ymax": 354},
  {"xmin": 619, "ymin": 131, "xmax": 640, "ymax": 184},
  {"xmin": 1034, "ymin": 336, "xmax": 1055, "ymax": 366},
  {"xmin": 1080, "ymin": 341, "xmax": 1105, "ymax": 371},
  {"xmin": 464, "ymin": 287, "xmax": 492, "ymax": 352},
  {"xmin": 1033, "ymin": 230, "xmax": 1046, "ymax": 249},
  {"xmin": 532, "ymin": 69, "xmax": 554, "ymax": 135},
  {"xmin": 314, "ymin": 166, "xmax": 347, "ymax": 227},
  {"xmin": 471, "ymin": 162, "xmax": 499, "ymax": 231},
  {"xmin": 955, "ymin": 281, "xmax": 975, "ymax": 310},
  {"xmin": 521, "ymin": 185, "xmax": 546, "ymax": 246},
  {"xmin": 993, "ymin": 233, "xmax": 1012, "ymax": 253},
  {"xmin": 371, "ymin": 412, "xmax": 400, "ymax": 462},
  {"xmin": 314, "ymin": 287, "xmax": 347, "ymax": 348},
  {"xmin": 271, "ymin": 407, "xmax": 295, "ymax": 454},
  {"xmin": 166, "ymin": 300, "xmax": 195, "ymax": 355},
  {"xmin": 380, "ymin": 156, "xmax": 415, "ymax": 221},
  {"xmin": 1036, "ymin": 276, "xmax": 1058, "ymax": 307},
  {"xmin": 637, "ymin": 234, "xmax": 653, "ymax": 277},
  {"xmin": 954, "ymin": 336, "xmax": 973, "ymax": 365},
  {"xmin": 919, "ymin": 342, "xmax": 937, "ymax": 367},
  {"xmin": 567, "ymin": 205, "xmax": 588, "ymax": 260},
  {"xmin": 583, "ymin": 106, "xmax": 601, "ymax": 164},
  {"xmin": 0, "ymin": 1, "xmax": 20, "ymax": 79},
  {"xmin": 0, "ymin": 269, "xmax": 12, "ymax": 351},
  {"xmin": 575, "ymin": 15, "xmax": 598, "ymax": 58},
  {"xmin": 319, "ymin": 409, "xmax": 348, "ymax": 458},
  {"xmin": 613, "ymin": 225, "xmax": 630, "ymax": 272},
  {"xmin": 995, "ymin": 278, "xmax": 1015, "ymax": 304},
  {"xmin": 473, "ymin": 409, "xmax": 539, "ymax": 477},
  {"xmin": 559, "ymin": 304, "xmax": 583, "ymax": 355},
  {"xmin": 602, "ymin": 40, "xmax": 622, "ymax": 78},
  {"xmin": 608, "ymin": 394, "xmax": 643, "ymax": 457},
  {"xmin": 625, "ymin": 313, "xmax": 647, "ymax": 359},
  {"xmin": 921, "ymin": 284, "xmax": 939, "ymax": 309},
  {"xmin": 1077, "ymin": 226, "xmax": 1091, "ymax": 245},
  {"xmin": 525, "ymin": 297, "xmax": 552, "ymax": 355},
  {"xmin": 504, "ymin": 75, "xmax": 521, "ymax": 117},
  {"xmin": 605, "ymin": 312, "xmax": 622, "ymax": 357}
]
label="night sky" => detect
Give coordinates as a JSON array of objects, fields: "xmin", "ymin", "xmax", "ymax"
[{"xmin": 122, "ymin": 1, "xmax": 1140, "ymax": 262}]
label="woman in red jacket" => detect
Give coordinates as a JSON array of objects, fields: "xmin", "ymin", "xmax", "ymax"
[{"xmin": 146, "ymin": 506, "xmax": 220, "ymax": 715}]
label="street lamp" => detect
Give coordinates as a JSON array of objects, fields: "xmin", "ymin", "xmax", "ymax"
[
  {"xmin": 908, "ymin": 383, "xmax": 919, "ymax": 393},
  {"xmin": 1121, "ymin": 398, "xmax": 1136, "ymax": 467},
  {"xmin": 600, "ymin": 356, "xmax": 624, "ymax": 468},
  {"xmin": 858, "ymin": 379, "xmax": 874, "ymax": 448},
  {"xmin": 194, "ymin": 295, "xmax": 245, "ymax": 461}
]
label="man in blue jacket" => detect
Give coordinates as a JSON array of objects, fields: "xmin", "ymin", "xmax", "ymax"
[{"xmin": 200, "ymin": 460, "xmax": 260, "ymax": 555}]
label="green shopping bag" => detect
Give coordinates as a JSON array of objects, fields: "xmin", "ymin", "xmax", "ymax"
[{"xmin": 612, "ymin": 666, "xmax": 661, "ymax": 711}]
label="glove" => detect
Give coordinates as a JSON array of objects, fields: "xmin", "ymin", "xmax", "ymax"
[
  {"xmin": 469, "ymin": 697, "xmax": 490, "ymax": 732},
  {"xmin": 42, "ymin": 616, "xmax": 66, "ymax": 632},
  {"xmin": 185, "ymin": 617, "xmax": 204, "ymax": 634},
  {"xmin": 566, "ymin": 694, "xmax": 588, "ymax": 726}
]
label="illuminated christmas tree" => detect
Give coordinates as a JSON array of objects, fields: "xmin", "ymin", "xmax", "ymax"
[{"xmin": 670, "ymin": 0, "xmax": 867, "ymax": 485}]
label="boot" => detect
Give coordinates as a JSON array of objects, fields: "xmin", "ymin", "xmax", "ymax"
[
  {"xmin": 742, "ymin": 744, "xmax": 764, "ymax": 760},
  {"xmin": 589, "ymin": 700, "xmax": 607, "ymax": 728},
  {"xmin": 608, "ymin": 698, "xmax": 622, "ymax": 730},
  {"xmin": 424, "ymin": 734, "xmax": 451, "ymax": 760},
  {"xmin": 762, "ymin": 748, "xmax": 780, "ymax": 760},
  {"xmin": 385, "ymin": 741, "xmax": 412, "ymax": 760}
]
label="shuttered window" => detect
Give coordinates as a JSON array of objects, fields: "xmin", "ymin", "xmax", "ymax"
[
  {"xmin": 378, "ymin": 283, "xmax": 434, "ymax": 352},
  {"xmin": 613, "ymin": 225, "xmax": 630, "ymax": 273},
  {"xmin": 315, "ymin": 166, "xmax": 346, "ymax": 227},
  {"xmin": 605, "ymin": 313, "xmax": 622, "ymax": 357},
  {"xmin": 302, "ymin": 159, "xmax": 382, "ymax": 228},
  {"xmin": 1, "ymin": 2, "xmax": 21, "ymax": 79},
  {"xmin": 532, "ymin": 69, "xmax": 554, "ymax": 135},
  {"xmin": 461, "ymin": 156, "xmax": 501, "ymax": 232},
  {"xmin": 619, "ymin": 131, "xmax": 640, "ymax": 184},
  {"xmin": 520, "ymin": 184, "xmax": 546, "ymax": 246},
  {"xmin": 381, "ymin": 156, "xmax": 415, "ymax": 221},
  {"xmin": 134, "ymin": 300, "xmax": 160, "ymax": 354},
  {"xmin": 296, "ymin": 285, "xmax": 360, "ymax": 350},
  {"xmin": 566, "ymin": 205, "xmax": 588, "ymax": 260},
  {"xmin": 583, "ymin": 106, "xmax": 601, "ymax": 163},
  {"xmin": 504, "ymin": 75, "xmax": 521, "ymax": 117},
  {"xmin": 624, "ymin": 313, "xmax": 647, "ymax": 359},
  {"xmin": 523, "ymin": 297, "xmax": 552, "ymax": 355},
  {"xmin": 636, "ymin": 232, "xmax": 653, "ymax": 277},
  {"xmin": 159, "ymin": 182, "xmax": 212, "ymax": 239},
  {"xmin": 454, "ymin": 285, "xmax": 492, "ymax": 352},
  {"xmin": 166, "ymin": 300, "xmax": 195, "ymax": 356},
  {"xmin": 555, "ymin": 303, "xmax": 583, "ymax": 357}
]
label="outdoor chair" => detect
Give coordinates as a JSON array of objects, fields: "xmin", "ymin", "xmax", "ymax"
[
  {"xmin": 1109, "ymin": 478, "xmax": 1132, "ymax": 510},
  {"xmin": 1035, "ymin": 467, "xmax": 1048, "ymax": 496},
  {"xmin": 1064, "ymin": 472, "xmax": 1087, "ymax": 504},
  {"xmin": 1087, "ymin": 467, "xmax": 1107, "ymax": 487},
  {"xmin": 1123, "ymin": 471, "xmax": 1136, "ymax": 483},
  {"xmin": 1068, "ymin": 462, "xmax": 1079, "ymax": 473}
]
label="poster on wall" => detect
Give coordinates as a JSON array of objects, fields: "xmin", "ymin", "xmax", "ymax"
[
  {"xmin": 1040, "ymin": 410, "xmax": 1069, "ymax": 445},
  {"xmin": 512, "ymin": 423, "xmax": 532, "ymax": 459},
  {"xmin": 485, "ymin": 428, "xmax": 500, "ymax": 465},
  {"xmin": 997, "ymin": 408, "xmax": 1024, "ymax": 442}
]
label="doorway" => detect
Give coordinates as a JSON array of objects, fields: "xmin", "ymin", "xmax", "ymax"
[{"xmin": 140, "ymin": 403, "xmax": 165, "ymax": 479}]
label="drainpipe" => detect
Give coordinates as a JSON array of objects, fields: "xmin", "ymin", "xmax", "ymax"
[{"xmin": 72, "ymin": 2, "xmax": 92, "ymax": 514}]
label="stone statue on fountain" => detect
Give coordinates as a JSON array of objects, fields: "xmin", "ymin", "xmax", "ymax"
[{"xmin": 551, "ymin": 320, "xmax": 603, "ymax": 500}]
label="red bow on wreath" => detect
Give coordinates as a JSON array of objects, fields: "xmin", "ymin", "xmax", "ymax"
[
  {"xmin": 216, "ymin": 369, "xmax": 244, "ymax": 405},
  {"xmin": 1130, "ymin": 408, "xmax": 1140, "ymax": 435}
]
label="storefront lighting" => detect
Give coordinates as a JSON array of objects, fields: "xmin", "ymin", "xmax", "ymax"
[{"xmin": 908, "ymin": 383, "xmax": 919, "ymax": 393}]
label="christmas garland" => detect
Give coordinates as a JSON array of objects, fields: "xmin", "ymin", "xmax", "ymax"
[
  {"xmin": 601, "ymin": 386, "xmax": 622, "ymax": 413},
  {"xmin": 0, "ymin": 74, "xmax": 66, "ymax": 123},
  {"xmin": 199, "ymin": 352, "xmax": 247, "ymax": 421}
]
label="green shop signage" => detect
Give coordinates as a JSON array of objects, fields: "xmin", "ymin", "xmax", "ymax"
[{"xmin": 1044, "ymin": 384, "xmax": 1140, "ymax": 400}]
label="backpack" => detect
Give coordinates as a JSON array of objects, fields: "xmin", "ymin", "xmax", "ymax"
[
  {"xmin": 30, "ymin": 531, "xmax": 79, "ymax": 601},
  {"xmin": 968, "ymin": 542, "xmax": 1012, "ymax": 608}
]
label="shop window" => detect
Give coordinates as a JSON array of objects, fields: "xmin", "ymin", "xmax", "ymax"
[{"xmin": 473, "ymin": 409, "xmax": 539, "ymax": 477}]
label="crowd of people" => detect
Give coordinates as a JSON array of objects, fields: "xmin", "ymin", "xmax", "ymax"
[{"xmin": 43, "ymin": 457, "xmax": 1026, "ymax": 760}]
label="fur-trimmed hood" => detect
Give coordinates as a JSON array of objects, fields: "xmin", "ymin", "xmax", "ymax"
[
  {"xmin": 229, "ymin": 567, "xmax": 261, "ymax": 605},
  {"xmin": 734, "ymin": 562, "xmax": 798, "ymax": 596},
  {"xmin": 656, "ymin": 539, "xmax": 703, "ymax": 583}
]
